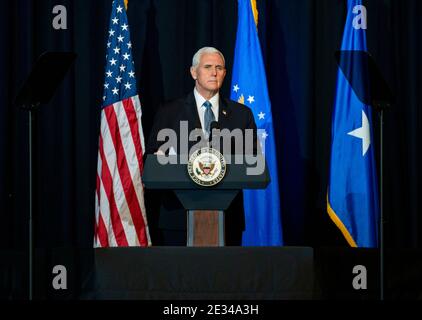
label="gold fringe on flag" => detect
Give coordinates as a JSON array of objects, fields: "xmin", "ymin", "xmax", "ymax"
[
  {"xmin": 250, "ymin": 0, "xmax": 258, "ymax": 27},
  {"xmin": 124, "ymin": 0, "xmax": 128, "ymax": 10}
]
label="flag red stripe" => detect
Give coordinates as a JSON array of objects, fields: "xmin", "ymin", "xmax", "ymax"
[
  {"xmin": 94, "ymin": 220, "xmax": 98, "ymax": 245},
  {"xmin": 97, "ymin": 212, "xmax": 109, "ymax": 247},
  {"xmin": 96, "ymin": 169, "xmax": 101, "ymax": 207},
  {"xmin": 96, "ymin": 172, "xmax": 110, "ymax": 247},
  {"xmin": 123, "ymin": 97, "xmax": 144, "ymax": 173},
  {"xmin": 94, "ymin": 172, "xmax": 100, "ymax": 243},
  {"xmin": 99, "ymin": 132, "xmax": 129, "ymax": 246},
  {"xmin": 104, "ymin": 105, "xmax": 148, "ymax": 246}
]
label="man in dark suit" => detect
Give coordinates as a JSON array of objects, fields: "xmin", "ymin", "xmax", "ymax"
[{"xmin": 146, "ymin": 47, "xmax": 258, "ymax": 246}]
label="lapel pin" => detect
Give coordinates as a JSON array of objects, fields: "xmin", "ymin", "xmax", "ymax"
[{"xmin": 222, "ymin": 110, "xmax": 227, "ymax": 116}]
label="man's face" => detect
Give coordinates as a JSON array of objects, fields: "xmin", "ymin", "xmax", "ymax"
[{"xmin": 190, "ymin": 53, "xmax": 226, "ymax": 97}]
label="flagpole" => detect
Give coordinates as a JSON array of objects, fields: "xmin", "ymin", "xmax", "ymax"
[
  {"xmin": 28, "ymin": 108, "xmax": 34, "ymax": 301},
  {"xmin": 379, "ymin": 108, "xmax": 384, "ymax": 301},
  {"xmin": 27, "ymin": 103, "xmax": 39, "ymax": 300},
  {"xmin": 375, "ymin": 101, "xmax": 389, "ymax": 300}
]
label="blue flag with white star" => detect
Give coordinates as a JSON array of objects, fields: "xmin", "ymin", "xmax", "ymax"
[
  {"xmin": 230, "ymin": 0, "xmax": 283, "ymax": 246},
  {"xmin": 327, "ymin": 0, "xmax": 379, "ymax": 247}
]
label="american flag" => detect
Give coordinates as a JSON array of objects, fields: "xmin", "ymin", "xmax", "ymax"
[{"xmin": 94, "ymin": 0, "xmax": 150, "ymax": 247}]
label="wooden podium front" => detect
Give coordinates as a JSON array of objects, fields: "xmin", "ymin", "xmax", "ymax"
[{"xmin": 187, "ymin": 210, "xmax": 225, "ymax": 246}]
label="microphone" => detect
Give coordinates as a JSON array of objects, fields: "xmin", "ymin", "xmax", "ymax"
[{"xmin": 209, "ymin": 121, "xmax": 220, "ymax": 148}]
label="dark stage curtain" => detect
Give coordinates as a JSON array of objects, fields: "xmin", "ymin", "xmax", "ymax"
[{"xmin": 1, "ymin": 0, "xmax": 421, "ymax": 251}]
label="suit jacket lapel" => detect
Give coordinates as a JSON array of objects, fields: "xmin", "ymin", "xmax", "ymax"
[
  {"xmin": 183, "ymin": 92, "xmax": 202, "ymax": 130},
  {"xmin": 218, "ymin": 96, "xmax": 231, "ymax": 129}
]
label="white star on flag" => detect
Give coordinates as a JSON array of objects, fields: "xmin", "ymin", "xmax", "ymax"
[
  {"xmin": 109, "ymin": 29, "xmax": 115, "ymax": 37},
  {"xmin": 112, "ymin": 18, "xmax": 119, "ymax": 25},
  {"xmin": 118, "ymin": 35, "xmax": 124, "ymax": 43},
  {"xmin": 110, "ymin": 58, "xmax": 117, "ymax": 66},
  {"xmin": 120, "ymin": 65, "xmax": 126, "ymax": 72},
  {"xmin": 122, "ymin": 24, "xmax": 128, "ymax": 31},
  {"xmin": 116, "ymin": 5, "xmax": 123, "ymax": 13},
  {"xmin": 123, "ymin": 53, "xmax": 130, "ymax": 60},
  {"xmin": 258, "ymin": 111, "xmax": 265, "ymax": 120},
  {"xmin": 348, "ymin": 110, "xmax": 371, "ymax": 156},
  {"xmin": 124, "ymin": 82, "xmax": 132, "ymax": 90},
  {"xmin": 261, "ymin": 131, "xmax": 268, "ymax": 140},
  {"xmin": 113, "ymin": 47, "xmax": 120, "ymax": 54},
  {"xmin": 233, "ymin": 84, "xmax": 240, "ymax": 92},
  {"xmin": 116, "ymin": 76, "xmax": 122, "ymax": 83},
  {"xmin": 247, "ymin": 95, "xmax": 255, "ymax": 104},
  {"xmin": 112, "ymin": 87, "xmax": 119, "ymax": 95}
]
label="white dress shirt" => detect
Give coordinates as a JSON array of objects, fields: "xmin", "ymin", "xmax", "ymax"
[{"xmin": 193, "ymin": 88, "xmax": 219, "ymax": 134}]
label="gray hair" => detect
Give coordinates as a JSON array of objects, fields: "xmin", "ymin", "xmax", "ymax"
[{"xmin": 191, "ymin": 47, "xmax": 226, "ymax": 68}]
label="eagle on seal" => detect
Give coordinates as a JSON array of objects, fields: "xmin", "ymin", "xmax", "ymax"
[{"xmin": 199, "ymin": 161, "xmax": 215, "ymax": 176}]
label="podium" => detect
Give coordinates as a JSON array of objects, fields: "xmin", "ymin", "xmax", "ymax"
[{"xmin": 143, "ymin": 155, "xmax": 269, "ymax": 246}]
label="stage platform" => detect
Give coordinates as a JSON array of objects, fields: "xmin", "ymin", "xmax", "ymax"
[
  {"xmin": 89, "ymin": 247, "xmax": 314, "ymax": 300},
  {"xmin": 1, "ymin": 247, "xmax": 421, "ymax": 300}
]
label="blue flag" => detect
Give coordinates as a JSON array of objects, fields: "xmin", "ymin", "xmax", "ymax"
[
  {"xmin": 230, "ymin": 0, "xmax": 283, "ymax": 246},
  {"xmin": 327, "ymin": 0, "xmax": 379, "ymax": 247}
]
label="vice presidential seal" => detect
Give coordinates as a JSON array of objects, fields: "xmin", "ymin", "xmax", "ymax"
[{"xmin": 187, "ymin": 147, "xmax": 226, "ymax": 186}]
